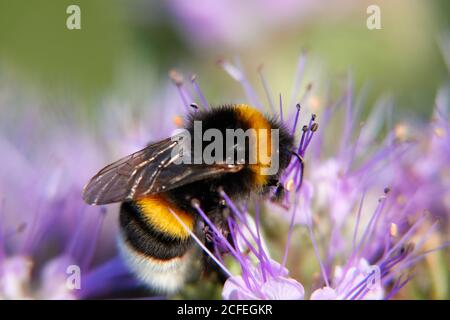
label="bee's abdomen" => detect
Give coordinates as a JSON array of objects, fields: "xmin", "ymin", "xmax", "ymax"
[
  {"xmin": 118, "ymin": 197, "xmax": 195, "ymax": 293},
  {"xmin": 119, "ymin": 201, "xmax": 193, "ymax": 259}
]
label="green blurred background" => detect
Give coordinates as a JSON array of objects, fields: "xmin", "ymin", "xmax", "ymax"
[{"xmin": 0, "ymin": 0, "xmax": 448, "ymax": 119}]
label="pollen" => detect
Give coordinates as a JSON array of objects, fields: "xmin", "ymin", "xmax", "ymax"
[
  {"xmin": 173, "ymin": 115, "xmax": 184, "ymax": 127},
  {"xmin": 396, "ymin": 194, "xmax": 406, "ymax": 205},
  {"xmin": 285, "ymin": 179, "xmax": 295, "ymax": 192},
  {"xmin": 390, "ymin": 223, "xmax": 398, "ymax": 237},
  {"xmin": 309, "ymin": 96, "xmax": 321, "ymax": 110},
  {"xmin": 434, "ymin": 127, "xmax": 445, "ymax": 138},
  {"xmin": 394, "ymin": 123, "xmax": 408, "ymax": 140},
  {"xmin": 169, "ymin": 69, "xmax": 184, "ymax": 86}
]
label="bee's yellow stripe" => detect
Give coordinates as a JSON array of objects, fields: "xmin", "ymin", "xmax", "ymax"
[
  {"xmin": 136, "ymin": 196, "xmax": 194, "ymax": 239},
  {"xmin": 235, "ymin": 104, "xmax": 272, "ymax": 186}
]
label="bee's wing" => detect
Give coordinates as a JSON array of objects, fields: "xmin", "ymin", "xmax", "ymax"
[{"xmin": 82, "ymin": 138, "xmax": 243, "ymax": 205}]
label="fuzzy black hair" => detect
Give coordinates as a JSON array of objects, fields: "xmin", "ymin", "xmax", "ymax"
[{"xmin": 166, "ymin": 105, "xmax": 294, "ymax": 214}]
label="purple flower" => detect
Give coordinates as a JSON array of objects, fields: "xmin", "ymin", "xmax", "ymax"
[
  {"xmin": 389, "ymin": 87, "xmax": 450, "ymax": 228},
  {"xmin": 223, "ymin": 260, "xmax": 305, "ymax": 300},
  {"xmin": 1, "ymin": 51, "xmax": 447, "ymax": 300},
  {"xmin": 0, "ymin": 131, "xmax": 136, "ymax": 298},
  {"xmin": 172, "ymin": 193, "xmax": 307, "ymax": 300},
  {"xmin": 167, "ymin": 54, "xmax": 449, "ymax": 300},
  {"xmin": 0, "ymin": 84, "xmax": 185, "ymax": 299}
]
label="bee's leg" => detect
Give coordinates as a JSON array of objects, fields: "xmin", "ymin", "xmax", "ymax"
[
  {"xmin": 270, "ymin": 181, "xmax": 286, "ymax": 203},
  {"xmin": 266, "ymin": 178, "xmax": 279, "ymax": 187},
  {"xmin": 201, "ymin": 206, "xmax": 232, "ymax": 284},
  {"xmin": 262, "ymin": 178, "xmax": 286, "ymax": 203}
]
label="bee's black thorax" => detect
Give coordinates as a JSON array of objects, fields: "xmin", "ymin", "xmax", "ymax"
[{"xmin": 174, "ymin": 104, "xmax": 294, "ymax": 213}]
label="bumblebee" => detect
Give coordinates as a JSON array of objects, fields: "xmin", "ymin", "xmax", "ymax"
[{"xmin": 83, "ymin": 104, "xmax": 294, "ymax": 293}]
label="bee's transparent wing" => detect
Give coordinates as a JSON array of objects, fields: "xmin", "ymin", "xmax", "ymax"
[{"xmin": 82, "ymin": 138, "xmax": 243, "ymax": 205}]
